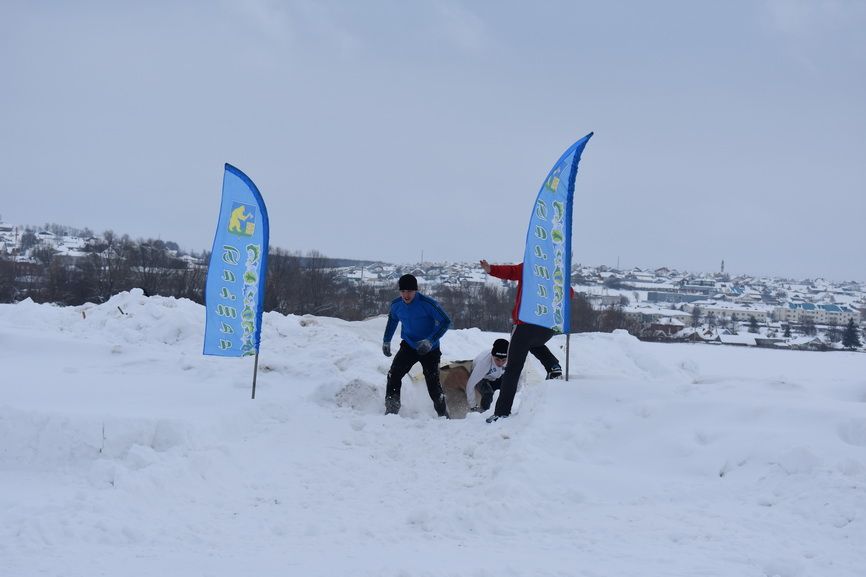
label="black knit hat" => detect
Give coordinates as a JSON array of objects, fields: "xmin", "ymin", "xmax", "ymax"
[
  {"xmin": 491, "ymin": 338, "xmax": 509, "ymax": 358},
  {"xmin": 398, "ymin": 274, "xmax": 418, "ymax": 291}
]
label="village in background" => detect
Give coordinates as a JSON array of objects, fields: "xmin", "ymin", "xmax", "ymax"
[{"xmin": 1, "ymin": 219, "xmax": 863, "ymax": 351}]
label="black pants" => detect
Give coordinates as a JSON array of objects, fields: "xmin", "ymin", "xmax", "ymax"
[
  {"xmin": 494, "ymin": 323, "xmax": 556, "ymax": 417},
  {"xmin": 385, "ymin": 341, "xmax": 448, "ymax": 417},
  {"xmin": 529, "ymin": 343, "xmax": 560, "ymax": 373},
  {"xmin": 476, "ymin": 376, "xmax": 503, "ymax": 411}
]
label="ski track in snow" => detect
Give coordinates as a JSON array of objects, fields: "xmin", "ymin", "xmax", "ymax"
[{"xmin": 1, "ymin": 290, "xmax": 865, "ymax": 577}]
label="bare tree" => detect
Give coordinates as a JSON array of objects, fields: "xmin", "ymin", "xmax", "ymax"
[
  {"xmin": 691, "ymin": 305, "xmax": 702, "ymax": 327},
  {"xmin": 263, "ymin": 248, "xmax": 302, "ymax": 313},
  {"xmin": 88, "ymin": 232, "xmax": 134, "ymax": 300},
  {"xmin": 570, "ymin": 293, "xmax": 597, "ymax": 333},
  {"xmin": 19, "ymin": 229, "xmax": 38, "ymax": 251},
  {"xmin": 824, "ymin": 322, "xmax": 840, "ymax": 343},
  {"xmin": 32, "ymin": 245, "xmax": 57, "ymax": 266},
  {"xmin": 298, "ymin": 250, "xmax": 338, "ymax": 315},
  {"xmin": 0, "ymin": 257, "xmax": 16, "ymax": 301}
]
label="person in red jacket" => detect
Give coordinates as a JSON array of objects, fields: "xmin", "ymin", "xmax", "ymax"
[{"xmin": 480, "ymin": 259, "xmax": 565, "ymax": 422}]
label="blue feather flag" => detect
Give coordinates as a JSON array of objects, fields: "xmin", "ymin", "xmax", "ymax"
[
  {"xmin": 203, "ymin": 164, "xmax": 270, "ymax": 357},
  {"xmin": 517, "ymin": 133, "xmax": 593, "ymax": 333}
]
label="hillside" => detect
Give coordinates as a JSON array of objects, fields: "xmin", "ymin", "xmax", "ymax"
[{"xmin": 1, "ymin": 290, "xmax": 864, "ymax": 576}]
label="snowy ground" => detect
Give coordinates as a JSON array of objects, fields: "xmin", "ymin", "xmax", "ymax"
[{"xmin": 1, "ymin": 290, "xmax": 865, "ymax": 577}]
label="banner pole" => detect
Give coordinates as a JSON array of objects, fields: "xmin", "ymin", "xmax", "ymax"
[
  {"xmin": 565, "ymin": 333, "xmax": 571, "ymax": 381},
  {"xmin": 251, "ymin": 350, "xmax": 260, "ymax": 399}
]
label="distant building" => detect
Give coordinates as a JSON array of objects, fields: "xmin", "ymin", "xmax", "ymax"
[
  {"xmin": 718, "ymin": 334, "xmax": 756, "ymax": 347},
  {"xmin": 586, "ymin": 293, "xmax": 623, "ymax": 307},
  {"xmin": 623, "ymin": 306, "xmax": 692, "ymax": 327},
  {"xmin": 684, "ymin": 300, "xmax": 772, "ymax": 323},
  {"xmin": 779, "ymin": 335, "xmax": 830, "ymax": 351},
  {"xmin": 775, "ymin": 303, "xmax": 858, "ymax": 326},
  {"xmin": 637, "ymin": 317, "xmax": 690, "ymax": 340},
  {"xmin": 676, "ymin": 279, "xmax": 717, "ymax": 296},
  {"xmin": 647, "ymin": 291, "xmax": 705, "ymax": 304}
]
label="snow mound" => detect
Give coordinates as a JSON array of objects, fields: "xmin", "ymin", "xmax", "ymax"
[{"xmin": 1, "ymin": 295, "xmax": 864, "ymax": 576}]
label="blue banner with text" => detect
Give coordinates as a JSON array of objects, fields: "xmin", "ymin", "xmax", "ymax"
[
  {"xmin": 517, "ymin": 133, "xmax": 592, "ymax": 333},
  {"xmin": 203, "ymin": 164, "xmax": 269, "ymax": 357}
]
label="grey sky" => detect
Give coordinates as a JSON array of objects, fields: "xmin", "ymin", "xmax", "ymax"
[{"xmin": 3, "ymin": 0, "xmax": 864, "ymax": 281}]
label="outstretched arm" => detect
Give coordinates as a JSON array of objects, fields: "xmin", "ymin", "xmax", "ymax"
[{"xmin": 487, "ymin": 262, "xmax": 522, "ymax": 281}]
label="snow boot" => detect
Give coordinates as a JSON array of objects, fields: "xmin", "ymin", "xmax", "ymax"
[
  {"xmin": 433, "ymin": 394, "xmax": 450, "ymax": 419},
  {"xmin": 546, "ymin": 365, "xmax": 563, "ymax": 380},
  {"xmin": 385, "ymin": 396, "xmax": 400, "ymax": 415}
]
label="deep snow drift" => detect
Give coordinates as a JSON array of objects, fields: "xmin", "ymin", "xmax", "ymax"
[{"xmin": 1, "ymin": 290, "xmax": 865, "ymax": 577}]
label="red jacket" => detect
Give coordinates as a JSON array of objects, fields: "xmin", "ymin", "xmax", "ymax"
[
  {"xmin": 488, "ymin": 263, "xmax": 525, "ymax": 325},
  {"xmin": 488, "ymin": 262, "xmax": 574, "ymax": 325}
]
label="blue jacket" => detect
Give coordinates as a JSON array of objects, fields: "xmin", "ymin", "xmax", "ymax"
[{"xmin": 383, "ymin": 293, "xmax": 451, "ymax": 351}]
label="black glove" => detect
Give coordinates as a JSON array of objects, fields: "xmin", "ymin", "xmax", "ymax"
[
  {"xmin": 382, "ymin": 342, "xmax": 392, "ymax": 357},
  {"xmin": 416, "ymin": 339, "xmax": 433, "ymax": 355}
]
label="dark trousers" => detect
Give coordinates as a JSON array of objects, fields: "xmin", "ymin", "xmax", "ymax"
[
  {"xmin": 386, "ymin": 341, "xmax": 448, "ymax": 417},
  {"xmin": 529, "ymin": 344, "xmax": 560, "ymax": 373},
  {"xmin": 476, "ymin": 376, "xmax": 503, "ymax": 411},
  {"xmin": 494, "ymin": 323, "xmax": 556, "ymax": 417}
]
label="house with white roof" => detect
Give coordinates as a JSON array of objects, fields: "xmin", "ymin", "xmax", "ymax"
[
  {"xmin": 778, "ymin": 335, "xmax": 829, "ymax": 351},
  {"xmin": 718, "ymin": 333, "xmax": 757, "ymax": 347}
]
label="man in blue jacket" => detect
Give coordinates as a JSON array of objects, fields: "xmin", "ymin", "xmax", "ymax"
[{"xmin": 382, "ymin": 274, "xmax": 451, "ymax": 417}]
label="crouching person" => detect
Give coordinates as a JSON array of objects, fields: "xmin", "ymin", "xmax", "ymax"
[
  {"xmin": 382, "ymin": 274, "xmax": 452, "ymax": 418},
  {"xmin": 467, "ymin": 338, "xmax": 509, "ymax": 413}
]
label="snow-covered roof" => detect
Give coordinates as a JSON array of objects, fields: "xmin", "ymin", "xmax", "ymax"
[
  {"xmin": 718, "ymin": 334, "xmax": 756, "ymax": 346},
  {"xmin": 653, "ymin": 317, "xmax": 685, "ymax": 327}
]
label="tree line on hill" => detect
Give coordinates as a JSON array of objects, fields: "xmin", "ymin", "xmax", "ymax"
[{"xmin": 0, "ymin": 235, "xmax": 636, "ymax": 334}]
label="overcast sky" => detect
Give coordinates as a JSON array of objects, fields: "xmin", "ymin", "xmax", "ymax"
[{"xmin": 2, "ymin": 0, "xmax": 865, "ymax": 281}]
